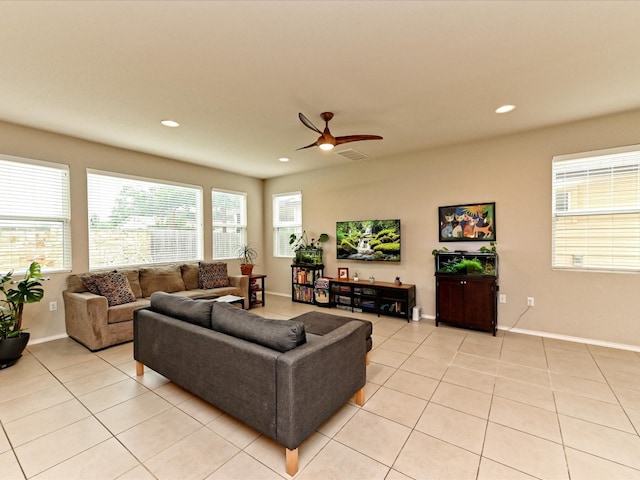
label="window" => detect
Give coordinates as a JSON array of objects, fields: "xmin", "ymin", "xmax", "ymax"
[
  {"xmin": 87, "ymin": 170, "xmax": 203, "ymax": 269},
  {"xmin": 552, "ymin": 145, "xmax": 640, "ymax": 271},
  {"xmin": 0, "ymin": 154, "xmax": 71, "ymax": 272},
  {"xmin": 212, "ymin": 189, "xmax": 247, "ymax": 259},
  {"xmin": 273, "ymin": 192, "xmax": 301, "ymax": 257}
]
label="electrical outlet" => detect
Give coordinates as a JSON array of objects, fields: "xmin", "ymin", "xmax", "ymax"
[
  {"xmin": 49, "ymin": 301, "xmax": 57, "ymax": 311},
  {"xmin": 527, "ymin": 297, "xmax": 535, "ymax": 307},
  {"xmin": 499, "ymin": 294, "xmax": 507, "ymax": 304}
]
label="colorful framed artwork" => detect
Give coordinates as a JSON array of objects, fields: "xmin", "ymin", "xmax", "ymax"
[
  {"xmin": 338, "ymin": 267, "xmax": 349, "ymax": 279},
  {"xmin": 438, "ymin": 202, "xmax": 496, "ymax": 242}
]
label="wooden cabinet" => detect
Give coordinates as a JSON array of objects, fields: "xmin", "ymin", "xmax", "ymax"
[
  {"xmin": 291, "ymin": 264, "xmax": 324, "ymax": 304},
  {"xmin": 329, "ymin": 279, "xmax": 416, "ymax": 321},
  {"xmin": 434, "ymin": 250, "xmax": 498, "ymax": 335},
  {"xmin": 435, "ymin": 275, "xmax": 497, "ymax": 335}
]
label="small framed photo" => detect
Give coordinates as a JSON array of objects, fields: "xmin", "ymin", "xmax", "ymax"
[{"xmin": 338, "ymin": 267, "xmax": 349, "ymax": 279}]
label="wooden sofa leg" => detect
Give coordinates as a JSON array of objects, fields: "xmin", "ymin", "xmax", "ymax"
[
  {"xmin": 136, "ymin": 361, "xmax": 144, "ymax": 376},
  {"xmin": 355, "ymin": 387, "xmax": 365, "ymax": 406},
  {"xmin": 285, "ymin": 448, "xmax": 298, "ymax": 476}
]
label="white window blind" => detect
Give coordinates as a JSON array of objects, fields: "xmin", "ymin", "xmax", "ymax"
[
  {"xmin": 273, "ymin": 192, "xmax": 302, "ymax": 258},
  {"xmin": 552, "ymin": 144, "xmax": 640, "ymax": 271},
  {"xmin": 87, "ymin": 170, "xmax": 203, "ymax": 269},
  {"xmin": 212, "ymin": 189, "xmax": 247, "ymax": 259},
  {"xmin": 0, "ymin": 155, "xmax": 71, "ymax": 272}
]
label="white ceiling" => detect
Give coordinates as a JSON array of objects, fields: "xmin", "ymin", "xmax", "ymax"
[{"xmin": 2, "ymin": 1, "xmax": 640, "ymax": 179}]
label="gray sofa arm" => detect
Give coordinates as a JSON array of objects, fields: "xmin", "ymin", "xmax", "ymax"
[
  {"xmin": 276, "ymin": 321, "xmax": 367, "ymax": 450},
  {"xmin": 62, "ymin": 290, "xmax": 109, "ymax": 350},
  {"xmin": 229, "ymin": 274, "xmax": 250, "ymax": 308}
]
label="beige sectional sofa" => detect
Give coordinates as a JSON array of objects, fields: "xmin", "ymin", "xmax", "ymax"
[{"xmin": 63, "ymin": 262, "xmax": 248, "ymax": 351}]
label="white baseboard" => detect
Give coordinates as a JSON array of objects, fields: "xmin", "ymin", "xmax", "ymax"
[
  {"xmin": 29, "ymin": 333, "xmax": 68, "ymax": 345},
  {"xmin": 416, "ymin": 314, "xmax": 640, "ymax": 352},
  {"xmin": 268, "ymin": 291, "xmax": 289, "ymax": 298},
  {"xmin": 498, "ymin": 325, "xmax": 640, "ymax": 353}
]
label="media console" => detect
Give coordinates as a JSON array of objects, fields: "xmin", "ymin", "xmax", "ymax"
[{"xmin": 329, "ymin": 278, "xmax": 416, "ymax": 321}]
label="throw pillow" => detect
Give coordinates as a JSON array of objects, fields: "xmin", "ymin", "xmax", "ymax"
[
  {"xmin": 210, "ymin": 302, "xmax": 306, "ymax": 352},
  {"xmin": 199, "ymin": 262, "xmax": 230, "ymax": 289},
  {"xmin": 93, "ymin": 272, "xmax": 136, "ymax": 307},
  {"xmin": 80, "ymin": 271, "xmax": 114, "ymax": 295},
  {"xmin": 119, "ymin": 269, "xmax": 143, "ymax": 298}
]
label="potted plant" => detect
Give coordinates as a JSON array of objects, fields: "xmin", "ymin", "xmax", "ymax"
[
  {"xmin": 236, "ymin": 244, "xmax": 258, "ymax": 275},
  {"xmin": 0, "ymin": 261, "xmax": 45, "ymax": 369},
  {"xmin": 289, "ymin": 231, "xmax": 329, "ymax": 265}
]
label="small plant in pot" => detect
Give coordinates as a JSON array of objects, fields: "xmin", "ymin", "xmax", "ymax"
[
  {"xmin": 236, "ymin": 244, "xmax": 258, "ymax": 275},
  {"xmin": 0, "ymin": 261, "xmax": 45, "ymax": 369}
]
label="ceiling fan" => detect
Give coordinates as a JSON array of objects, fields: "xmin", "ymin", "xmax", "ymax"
[{"xmin": 297, "ymin": 112, "xmax": 383, "ymax": 151}]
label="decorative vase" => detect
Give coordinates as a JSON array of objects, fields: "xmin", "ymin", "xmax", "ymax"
[{"xmin": 0, "ymin": 332, "xmax": 30, "ymax": 369}]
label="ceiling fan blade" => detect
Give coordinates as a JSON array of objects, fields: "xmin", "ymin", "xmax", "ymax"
[
  {"xmin": 298, "ymin": 113, "xmax": 323, "ymax": 134},
  {"xmin": 296, "ymin": 141, "xmax": 319, "ymax": 151},
  {"xmin": 335, "ymin": 135, "xmax": 383, "ymax": 146}
]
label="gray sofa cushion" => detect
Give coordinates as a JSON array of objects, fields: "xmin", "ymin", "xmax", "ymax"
[
  {"xmin": 211, "ymin": 302, "xmax": 306, "ymax": 352},
  {"xmin": 150, "ymin": 292, "xmax": 213, "ymax": 328},
  {"xmin": 294, "ymin": 311, "xmax": 373, "ymax": 352}
]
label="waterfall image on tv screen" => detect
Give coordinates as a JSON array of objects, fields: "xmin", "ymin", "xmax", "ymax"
[{"xmin": 336, "ymin": 219, "xmax": 401, "ymax": 262}]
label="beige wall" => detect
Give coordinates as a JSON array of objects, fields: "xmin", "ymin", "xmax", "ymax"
[
  {"xmin": 4, "ymin": 108, "xmax": 640, "ymax": 349},
  {"xmin": 264, "ymin": 108, "xmax": 640, "ymax": 349},
  {"xmin": 0, "ymin": 120, "xmax": 264, "ymax": 342}
]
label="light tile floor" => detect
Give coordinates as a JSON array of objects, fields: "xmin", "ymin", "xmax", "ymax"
[{"xmin": 1, "ymin": 294, "xmax": 640, "ymax": 479}]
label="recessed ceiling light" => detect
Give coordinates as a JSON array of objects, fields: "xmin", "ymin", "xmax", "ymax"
[
  {"xmin": 160, "ymin": 119, "xmax": 180, "ymax": 127},
  {"xmin": 279, "ymin": 157, "xmax": 290, "ymax": 162},
  {"xmin": 495, "ymin": 105, "xmax": 516, "ymax": 114}
]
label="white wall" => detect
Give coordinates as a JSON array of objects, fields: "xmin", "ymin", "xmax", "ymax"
[
  {"xmin": 0, "ymin": 120, "xmax": 264, "ymax": 342},
  {"xmin": 264, "ymin": 108, "xmax": 640, "ymax": 349}
]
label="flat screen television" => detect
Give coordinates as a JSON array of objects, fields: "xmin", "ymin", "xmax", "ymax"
[{"xmin": 336, "ymin": 219, "xmax": 401, "ymax": 262}]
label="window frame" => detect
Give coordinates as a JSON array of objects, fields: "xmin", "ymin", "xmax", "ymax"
[
  {"xmin": 273, "ymin": 192, "xmax": 302, "ymax": 258},
  {"xmin": 212, "ymin": 188, "xmax": 247, "ymax": 260},
  {"xmin": 0, "ymin": 154, "xmax": 71, "ymax": 273},
  {"xmin": 87, "ymin": 169, "xmax": 204, "ymax": 270},
  {"xmin": 552, "ymin": 144, "xmax": 640, "ymax": 272}
]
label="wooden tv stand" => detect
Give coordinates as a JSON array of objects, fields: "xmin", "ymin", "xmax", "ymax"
[{"xmin": 329, "ymin": 279, "xmax": 416, "ymax": 321}]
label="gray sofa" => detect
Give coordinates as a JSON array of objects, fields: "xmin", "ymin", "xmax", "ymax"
[
  {"xmin": 134, "ymin": 292, "xmax": 368, "ymax": 476},
  {"xmin": 63, "ymin": 262, "xmax": 249, "ymax": 351}
]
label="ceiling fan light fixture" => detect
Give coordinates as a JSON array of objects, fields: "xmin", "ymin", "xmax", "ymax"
[{"xmin": 297, "ymin": 112, "xmax": 382, "ymax": 151}]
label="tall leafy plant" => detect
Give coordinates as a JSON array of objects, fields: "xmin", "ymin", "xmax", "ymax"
[{"xmin": 0, "ymin": 262, "xmax": 45, "ymax": 339}]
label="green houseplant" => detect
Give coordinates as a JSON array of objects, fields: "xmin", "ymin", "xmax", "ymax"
[
  {"xmin": 236, "ymin": 244, "xmax": 258, "ymax": 275},
  {"xmin": 0, "ymin": 261, "xmax": 45, "ymax": 368}
]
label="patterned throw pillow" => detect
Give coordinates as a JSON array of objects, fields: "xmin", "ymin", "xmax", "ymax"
[
  {"xmin": 80, "ymin": 272, "xmax": 114, "ymax": 295},
  {"xmin": 199, "ymin": 262, "xmax": 230, "ymax": 289},
  {"xmin": 93, "ymin": 272, "xmax": 136, "ymax": 307}
]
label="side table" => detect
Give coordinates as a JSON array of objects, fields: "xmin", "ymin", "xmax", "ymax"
[{"xmin": 249, "ymin": 274, "xmax": 267, "ymax": 308}]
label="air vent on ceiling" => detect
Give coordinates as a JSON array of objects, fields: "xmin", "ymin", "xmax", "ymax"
[{"xmin": 334, "ymin": 148, "xmax": 370, "ymax": 161}]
